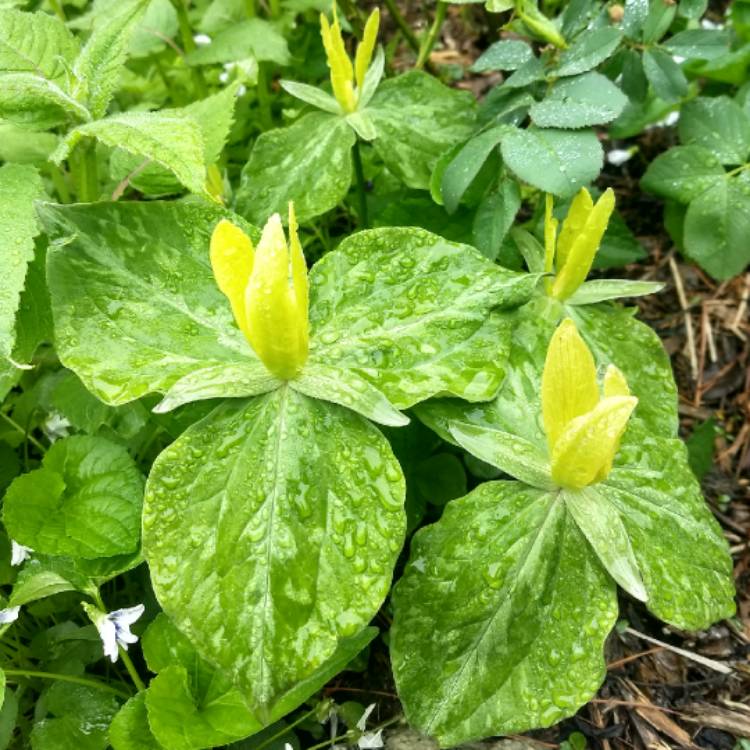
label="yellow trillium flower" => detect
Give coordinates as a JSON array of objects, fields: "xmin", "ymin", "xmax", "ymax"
[
  {"xmin": 544, "ymin": 187, "xmax": 615, "ymax": 301},
  {"xmin": 210, "ymin": 203, "xmax": 309, "ymax": 380},
  {"xmin": 320, "ymin": 4, "xmax": 380, "ymax": 114},
  {"xmin": 542, "ymin": 319, "xmax": 637, "ymax": 489}
]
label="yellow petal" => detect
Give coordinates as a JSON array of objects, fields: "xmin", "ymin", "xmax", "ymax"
[
  {"xmin": 320, "ymin": 6, "xmax": 356, "ymax": 113},
  {"xmin": 355, "ymin": 7, "xmax": 380, "ymax": 92},
  {"xmin": 543, "ymin": 193, "xmax": 557, "ymax": 274},
  {"xmin": 603, "ymin": 364, "xmax": 630, "ymax": 397},
  {"xmin": 542, "ymin": 318, "xmax": 599, "ymax": 452},
  {"xmin": 555, "ymin": 188, "xmax": 593, "ymax": 271},
  {"xmin": 551, "ymin": 188, "xmax": 615, "ymax": 301},
  {"xmin": 245, "ymin": 213, "xmax": 308, "ymax": 379},
  {"xmin": 288, "ymin": 201, "xmax": 309, "ymax": 359},
  {"xmin": 210, "ymin": 219, "xmax": 254, "ymax": 340},
  {"xmin": 551, "ymin": 395, "xmax": 637, "ymax": 488}
]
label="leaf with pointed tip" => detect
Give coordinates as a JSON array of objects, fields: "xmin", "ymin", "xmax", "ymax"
[
  {"xmin": 600, "ymin": 424, "xmax": 735, "ymax": 630},
  {"xmin": 0, "ymin": 163, "xmax": 44, "ymax": 361},
  {"xmin": 3, "ymin": 435, "xmax": 144, "ymax": 559},
  {"xmin": 291, "ymin": 363, "xmax": 407, "ymax": 427},
  {"xmin": 53, "ymin": 112, "xmax": 209, "ymax": 197},
  {"xmin": 235, "ymin": 111, "xmax": 355, "ymax": 224},
  {"xmin": 142, "ymin": 388, "xmax": 405, "ymax": 714},
  {"xmin": 307, "ymin": 227, "xmax": 539, "ymax": 408},
  {"xmin": 563, "ymin": 486, "xmax": 647, "ymax": 601},
  {"xmin": 72, "ymin": 0, "xmax": 149, "ymax": 118},
  {"xmin": 555, "ymin": 27, "xmax": 623, "ymax": 76},
  {"xmin": 367, "ymin": 71, "xmax": 476, "ymax": 190},
  {"xmin": 391, "ymin": 481, "xmax": 617, "ymax": 745},
  {"xmin": 566, "ymin": 279, "xmax": 664, "ymax": 305},
  {"xmin": 42, "ymin": 201, "xmax": 262, "ymax": 406},
  {"xmin": 280, "ymin": 80, "xmax": 341, "ymax": 114}
]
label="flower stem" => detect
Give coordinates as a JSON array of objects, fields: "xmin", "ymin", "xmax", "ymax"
[
  {"xmin": 382, "ymin": 0, "xmax": 421, "ymax": 56},
  {"xmin": 256, "ymin": 63, "xmax": 274, "ymax": 130},
  {"xmin": 0, "ymin": 412, "xmax": 46, "ymax": 454},
  {"xmin": 352, "ymin": 140, "xmax": 369, "ymax": 229},
  {"xmin": 72, "ymin": 140, "xmax": 99, "ymax": 203},
  {"xmin": 253, "ymin": 703, "xmax": 327, "ymax": 750},
  {"xmin": 4, "ymin": 669, "xmax": 132, "ymax": 700},
  {"xmin": 118, "ymin": 648, "xmax": 146, "ymax": 692},
  {"xmin": 416, "ymin": 1, "xmax": 448, "ymax": 70}
]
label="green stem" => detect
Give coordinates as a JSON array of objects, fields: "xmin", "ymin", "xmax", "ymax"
[
  {"xmin": 254, "ymin": 703, "xmax": 326, "ymax": 750},
  {"xmin": 245, "ymin": 0, "xmax": 256, "ymax": 16},
  {"xmin": 46, "ymin": 163, "xmax": 71, "ymax": 204},
  {"xmin": 48, "ymin": 0, "xmax": 66, "ymax": 21},
  {"xmin": 4, "ymin": 670, "xmax": 132, "ymax": 700},
  {"xmin": 169, "ymin": 0, "xmax": 208, "ymax": 97},
  {"xmin": 268, "ymin": 0, "xmax": 281, "ymax": 17},
  {"xmin": 417, "ymin": 1, "xmax": 448, "ymax": 70},
  {"xmin": 118, "ymin": 648, "xmax": 146, "ymax": 692},
  {"xmin": 73, "ymin": 141, "xmax": 99, "ymax": 203},
  {"xmin": 352, "ymin": 140, "xmax": 369, "ymax": 229},
  {"xmin": 382, "ymin": 0, "xmax": 421, "ymax": 56},
  {"xmin": 0, "ymin": 412, "xmax": 46, "ymax": 454},
  {"xmin": 256, "ymin": 63, "xmax": 273, "ymax": 130}
]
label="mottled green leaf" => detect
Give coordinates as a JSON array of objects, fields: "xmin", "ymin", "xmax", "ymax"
[
  {"xmin": 42, "ymin": 200, "xmax": 260, "ymax": 405},
  {"xmin": 367, "ymin": 71, "xmax": 476, "ymax": 190},
  {"xmin": 530, "ymin": 72, "xmax": 628, "ymax": 129},
  {"xmin": 3, "ymin": 435, "xmax": 144, "ymax": 559},
  {"xmin": 235, "ymin": 111, "xmax": 355, "ymax": 224},
  {"xmin": 678, "ymin": 96, "xmax": 750, "ymax": 165},
  {"xmin": 601, "ymin": 424, "xmax": 735, "ymax": 629},
  {"xmin": 142, "ymin": 388, "xmax": 405, "ymax": 713},
  {"xmin": 501, "ymin": 127, "xmax": 603, "ymax": 197},
  {"xmin": 0, "ymin": 120, "xmax": 58, "ymax": 163},
  {"xmin": 391, "ymin": 481, "xmax": 617, "ymax": 745},
  {"xmin": 566, "ymin": 279, "xmax": 665, "ymax": 305},
  {"xmin": 640, "ymin": 145, "xmax": 726, "ymax": 203},
  {"xmin": 556, "ymin": 27, "xmax": 623, "ymax": 77},
  {"xmin": 53, "ymin": 112, "xmax": 209, "ymax": 197},
  {"xmin": 280, "ymin": 80, "xmax": 340, "ymax": 114},
  {"xmin": 0, "ymin": 163, "xmax": 44, "ymax": 361},
  {"xmin": 683, "ymin": 177, "xmax": 750, "ymax": 279},
  {"xmin": 307, "ymin": 227, "xmax": 538, "ymax": 408},
  {"xmin": 71, "ymin": 0, "xmax": 149, "ymax": 118}
]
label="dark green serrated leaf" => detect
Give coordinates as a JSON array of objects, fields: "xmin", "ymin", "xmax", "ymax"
[
  {"xmin": 640, "ymin": 145, "xmax": 725, "ymax": 203},
  {"xmin": 472, "ymin": 180, "xmax": 521, "ymax": 261},
  {"xmin": 678, "ymin": 96, "xmax": 750, "ymax": 166},
  {"xmin": 663, "ymin": 29, "xmax": 731, "ymax": 60},
  {"xmin": 556, "ymin": 27, "xmax": 623, "ymax": 77},
  {"xmin": 501, "ymin": 127, "xmax": 603, "ymax": 197},
  {"xmin": 235, "ymin": 111, "xmax": 354, "ymax": 224},
  {"xmin": 530, "ymin": 72, "xmax": 627, "ymax": 128},
  {"xmin": 642, "ymin": 48, "xmax": 688, "ymax": 102},
  {"xmin": 471, "ymin": 40, "xmax": 534, "ymax": 72},
  {"xmin": 683, "ymin": 177, "xmax": 750, "ymax": 279},
  {"xmin": 142, "ymin": 388, "xmax": 405, "ymax": 714}
]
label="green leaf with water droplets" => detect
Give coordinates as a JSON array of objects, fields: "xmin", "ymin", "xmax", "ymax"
[
  {"xmin": 367, "ymin": 71, "xmax": 477, "ymax": 190},
  {"xmin": 109, "ymin": 693, "xmax": 162, "ymax": 750},
  {"xmin": 641, "ymin": 144, "xmax": 726, "ymax": 204},
  {"xmin": 42, "ymin": 200, "xmax": 262, "ymax": 406},
  {"xmin": 501, "ymin": 127, "xmax": 603, "ymax": 197},
  {"xmin": 391, "ymin": 481, "xmax": 617, "ymax": 745},
  {"xmin": 0, "ymin": 163, "xmax": 44, "ymax": 363},
  {"xmin": 642, "ymin": 48, "xmax": 688, "ymax": 103},
  {"xmin": 678, "ymin": 96, "xmax": 750, "ymax": 166},
  {"xmin": 599, "ymin": 423, "xmax": 735, "ymax": 630},
  {"xmin": 555, "ymin": 27, "xmax": 623, "ymax": 77},
  {"xmin": 235, "ymin": 111, "xmax": 355, "ymax": 225},
  {"xmin": 3, "ymin": 435, "xmax": 144, "ymax": 559},
  {"xmin": 142, "ymin": 387, "xmax": 405, "ymax": 715},
  {"xmin": 307, "ymin": 227, "xmax": 539, "ymax": 409}
]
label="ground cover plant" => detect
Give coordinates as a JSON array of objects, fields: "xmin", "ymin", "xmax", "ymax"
[{"xmin": 0, "ymin": 1, "xmax": 747, "ymax": 749}]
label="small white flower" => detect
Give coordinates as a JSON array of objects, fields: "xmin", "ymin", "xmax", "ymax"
[
  {"xmin": 85, "ymin": 603, "xmax": 145, "ymax": 663},
  {"xmin": 700, "ymin": 18, "xmax": 723, "ymax": 30},
  {"xmin": 193, "ymin": 33, "xmax": 211, "ymax": 46},
  {"xmin": 10, "ymin": 541, "xmax": 33, "ymax": 566},
  {"xmin": 42, "ymin": 413, "xmax": 71, "ymax": 442},
  {"xmin": 0, "ymin": 606, "xmax": 20, "ymax": 625},
  {"xmin": 607, "ymin": 148, "xmax": 633, "ymax": 166},
  {"xmin": 357, "ymin": 704, "xmax": 384, "ymax": 750}
]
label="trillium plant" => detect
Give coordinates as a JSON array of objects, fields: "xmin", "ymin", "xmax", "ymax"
[{"xmin": 0, "ymin": 0, "xmax": 740, "ymax": 748}]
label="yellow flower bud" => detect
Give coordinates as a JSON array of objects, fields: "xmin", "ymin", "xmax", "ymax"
[
  {"xmin": 209, "ymin": 204, "xmax": 309, "ymax": 380},
  {"xmin": 542, "ymin": 319, "xmax": 637, "ymax": 489},
  {"xmin": 320, "ymin": 4, "xmax": 380, "ymax": 113}
]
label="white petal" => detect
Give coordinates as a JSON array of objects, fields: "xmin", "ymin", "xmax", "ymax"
[
  {"xmin": 111, "ymin": 603, "xmax": 145, "ymax": 626},
  {"xmin": 10, "ymin": 541, "xmax": 32, "ymax": 566},
  {"xmin": 356, "ymin": 703, "xmax": 377, "ymax": 731},
  {"xmin": 97, "ymin": 618, "xmax": 119, "ymax": 662},
  {"xmin": 0, "ymin": 606, "xmax": 20, "ymax": 624},
  {"xmin": 358, "ymin": 730, "xmax": 384, "ymax": 750},
  {"xmin": 607, "ymin": 149, "xmax": 632, "ymax": 167}
]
